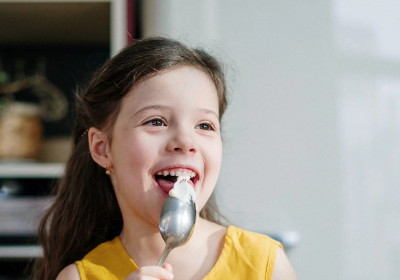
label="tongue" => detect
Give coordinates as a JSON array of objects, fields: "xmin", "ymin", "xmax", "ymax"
[{"xmin": 156, "ymin": 177, "xmax": 175, "ymax": 193}]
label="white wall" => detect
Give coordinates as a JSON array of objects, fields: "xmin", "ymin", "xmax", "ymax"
[{"xmin": 141, "ymin": 1, "xmax": 400, "ymax": 279}]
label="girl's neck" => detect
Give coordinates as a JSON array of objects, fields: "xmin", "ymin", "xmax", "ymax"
[{"xmin": 119, "ymin": 219, "xmax": 164, "ymax": 266}]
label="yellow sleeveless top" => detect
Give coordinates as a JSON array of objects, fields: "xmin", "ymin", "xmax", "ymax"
[{"xmin": 76, "ymin": 226, "xmax": 282, "ymax": 280}]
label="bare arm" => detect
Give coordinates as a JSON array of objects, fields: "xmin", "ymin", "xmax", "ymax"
[
  {"xmin": 56, "ymin": 264, "xmax": 81, "ymax": 280},
  {"xmin": 272, "ymin": 247, "xmax": 298, "ymax": 280}
]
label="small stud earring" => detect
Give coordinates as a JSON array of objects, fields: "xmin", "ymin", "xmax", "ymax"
[{"xmin": 105, "ymin": 164, "xmax": 111, "ymax": 175}]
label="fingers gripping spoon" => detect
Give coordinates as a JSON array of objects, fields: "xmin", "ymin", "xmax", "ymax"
[{"xmin": 157, "ymin": 177, "xmax": 196, "ymax": 266}]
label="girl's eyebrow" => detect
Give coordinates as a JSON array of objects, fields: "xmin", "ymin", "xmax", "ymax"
[
  {"xmin": 198, "ymin": 108, "xmax": 219, "ymax": 119},
  {"xmin": 134, "ymin": 105, "xmax": 219, "ymax": 118}
]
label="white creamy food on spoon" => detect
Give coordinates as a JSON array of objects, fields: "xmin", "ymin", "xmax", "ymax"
[{"xmin": 169, "ymin": 176, "xmax": 196, "ymax": 204}]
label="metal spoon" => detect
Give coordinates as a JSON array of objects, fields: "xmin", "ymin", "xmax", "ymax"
[{"xmin": 157, "ymin": 196, "xmax": 196, "ymax": 266}]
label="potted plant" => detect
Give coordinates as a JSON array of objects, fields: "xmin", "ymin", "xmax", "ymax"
[{"xmin": 0, "ymin": 60, "xmax": 68, "ymax": 160}]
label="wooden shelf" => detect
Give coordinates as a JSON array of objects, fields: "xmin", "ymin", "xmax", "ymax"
[
  {"xmin": 0, "ymin": 245, "xmax": 42, "ymax": 259},
  {"xmin": 0, "ymin": 162, "xmax": 64, "ymax": 178},
  {"xmin": 0, "ymin": 1, "xmax": 110, "ymax": 46},
  {"xmin": 0, "ymin": 0, "xmax": 130, "ymax": 55}
]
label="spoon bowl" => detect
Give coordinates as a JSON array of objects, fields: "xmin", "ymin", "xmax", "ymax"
[{"xmin": 157, "ymin": 196, "xmax": 196, "ymax": 266}]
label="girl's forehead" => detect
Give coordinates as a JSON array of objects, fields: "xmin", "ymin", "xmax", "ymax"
[
  {"xmin": 129, "ymin": 66, "xmax": 217, "ymax": 97},
  {"xmin": 119, "ymin": 66, "xmax": 219, "ymax": 115},
  {"xmin": 137, "ymin": 65, "xmax": 211, "ymax": 84}
]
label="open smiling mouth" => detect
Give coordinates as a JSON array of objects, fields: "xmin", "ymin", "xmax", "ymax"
[{"xmin": 155, "ymin": 169, "xmax": 198, "ymax": 192}]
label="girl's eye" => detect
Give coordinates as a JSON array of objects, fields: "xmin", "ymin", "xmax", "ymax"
[
  {"xmin": 144, "ymin": 118, "xmax": 166, "ymax": 126},
  {"xmin": 196, "ymin": 122, "xmax": 215, "ymax": 131}
]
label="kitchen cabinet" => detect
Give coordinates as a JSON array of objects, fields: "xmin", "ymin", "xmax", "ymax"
[{"xmin": 0, "ymin": 1, "xmax": 136, "ymax": 278}]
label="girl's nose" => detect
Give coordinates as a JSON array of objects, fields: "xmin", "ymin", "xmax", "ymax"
[{"xmin": 166, "ymin": 129, "xmax": 197, "ymax": 154}]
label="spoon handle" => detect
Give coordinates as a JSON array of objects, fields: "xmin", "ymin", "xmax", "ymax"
[{"xmin": 157, "ymin": 245, "xmax": 173, "ymax": 267}]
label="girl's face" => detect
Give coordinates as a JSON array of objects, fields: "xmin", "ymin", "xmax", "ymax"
[{"xmin": 107, "ymin": 66, "xmax": 222, "ymax": 228}]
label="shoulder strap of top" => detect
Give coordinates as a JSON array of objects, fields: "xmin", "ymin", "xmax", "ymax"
[{"xmin": 206, "ymin": 226, "xmax": 282, "ymax": 280}]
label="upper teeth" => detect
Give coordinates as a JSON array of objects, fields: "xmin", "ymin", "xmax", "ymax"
[{"xmin": 157, "ymin": 169, "xmax": 196, "ymax": 178}]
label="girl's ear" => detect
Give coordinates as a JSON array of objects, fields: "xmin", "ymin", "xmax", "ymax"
[{"xmin": 88, "ymin": 127, "xmax": 111, "ymax": 167}]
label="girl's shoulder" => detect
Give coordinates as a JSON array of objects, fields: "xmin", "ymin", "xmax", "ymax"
[
  {"xmin": 56, "ymin": 263, "xmax": 80, "ymax": 280},
  {"xmin": 271, "ymin": 247, "xmax": 298, "ymax": 280}
]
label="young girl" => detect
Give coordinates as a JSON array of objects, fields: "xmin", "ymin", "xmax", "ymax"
[{"xmin": 34, "ymin": 37, "xmax": 297, "ymax": 280}]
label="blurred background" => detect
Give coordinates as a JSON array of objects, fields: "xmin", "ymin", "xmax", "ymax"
[{"xmin": 1, "ymin": 0, "xmax": 399, "ymax": 279}]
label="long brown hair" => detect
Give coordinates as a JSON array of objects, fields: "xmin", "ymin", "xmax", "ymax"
[{"xmin": 34, "ymin": 37, "xmax": 228, "ymax": 280}]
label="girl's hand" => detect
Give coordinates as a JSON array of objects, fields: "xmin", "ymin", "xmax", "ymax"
[{"xmin": 125, "ymin": 263, "xmax": 174, "ymax": 280}]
